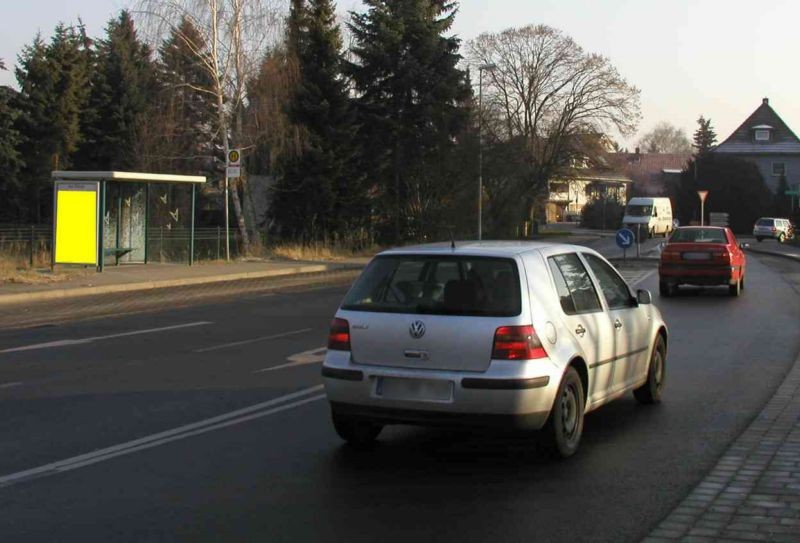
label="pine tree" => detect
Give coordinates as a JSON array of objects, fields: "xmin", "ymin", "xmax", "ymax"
[
  {"xmin": 14, "ymin": 26, "xmax": 91, "ymax": 221},
  {"xmin": 78, "ymin": 11, "xmax": 155, "ymax": 171},
  {"xmin": 348, "ymin": 0, "xmax": 471, "ymax": 242},
  {"xmin": 0, "ymin": 84, "xmax": 24, "ymax": 221},
  {"xmin": 152, "ymin": 17, "xmax": 217, "ymax": 175},
  {"xmin": 693, "ymin": 116, "xmax": 717, "ymax": 155},
  {"xmin": 272, "ymin": 0, "xmax": 366, "ymax": 241}
]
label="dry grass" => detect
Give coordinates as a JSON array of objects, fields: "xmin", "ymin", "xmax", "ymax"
[
  {"xmin": 267, "ymin": 242, "xmax": 380, "ymax": 262},
  {"xmin": 0, "ymin": 254, "xmax": 89, "ymax": 284}
]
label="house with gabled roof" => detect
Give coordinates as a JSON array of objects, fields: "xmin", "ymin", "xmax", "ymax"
[{"xmin": 713, "ymin": 98, "xmax": 800, "ymax": 193}]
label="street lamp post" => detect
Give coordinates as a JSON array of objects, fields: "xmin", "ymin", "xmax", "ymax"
[{"xmin": 478, "ymin": 63, "xmax": 496, "ymax": 241}]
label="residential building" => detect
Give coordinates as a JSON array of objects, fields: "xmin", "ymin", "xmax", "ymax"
[{"xmin": 713, "ymin": 98, "xmax": 800, "ymax": 193}]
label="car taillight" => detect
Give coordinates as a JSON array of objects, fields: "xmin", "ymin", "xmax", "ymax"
[
  {"xmin": 772, "ymin": 227, "xmax": 777, "ymax": 233},
  {"xmin": 661, "ymin": 250, "xmax": 680, "ymax": 262},
  {"xmin": 492, "ymin": 325, "xmax": 547, "ymax": 360},
  {"xmin": 716, "ymin": 250, "xmax": 731, "ymax": 263},
  {"xmin": 328, "ymin": 318, "xmax": 351, "ymax": 351}
]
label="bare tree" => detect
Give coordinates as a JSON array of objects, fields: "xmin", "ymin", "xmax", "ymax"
[
  {"xmin": 468, "ymin": 25, "xmax": 640, "ymax": 224},
  {"xmin": 638, "ymin": 121, "xmax": 692, "ymax": 154},
  {"xmin": 135, "ymin": 0, "xmax": 286, "ymax": 254}
]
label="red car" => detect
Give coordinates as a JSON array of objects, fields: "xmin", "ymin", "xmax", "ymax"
[{"xmin": 659, "ymin": 226, "xmax": 747, "ymax": 297}]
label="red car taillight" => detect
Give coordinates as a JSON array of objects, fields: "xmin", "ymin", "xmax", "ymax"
[
  {"xmin": 492, "ymin": 325, "xmax": 547, "ymax": 360},
  {"xmin": 328, "ymin": 318, "xmax": 351, "ymax": 351},
  {"xmin": 661, "ymin": 249, "xmax": 680, "ymax": 263}
]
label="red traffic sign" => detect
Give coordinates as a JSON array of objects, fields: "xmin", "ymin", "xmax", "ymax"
[{"xmin": 697, "ymin": 190, "xmax": 709, "ymax": 203}]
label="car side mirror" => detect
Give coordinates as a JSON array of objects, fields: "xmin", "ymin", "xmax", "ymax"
[{"xmin": 637, "ymin": 289, "xmax": 652, "ymax": 305}]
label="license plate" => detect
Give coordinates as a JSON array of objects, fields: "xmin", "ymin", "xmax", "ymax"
[
  {"xmin": 682, "ymin": 252, "xmax": 711, "ymax": 260},
  {"xmin": 376, "ymin": 377, "xmax": 453, "ymax": 402}
]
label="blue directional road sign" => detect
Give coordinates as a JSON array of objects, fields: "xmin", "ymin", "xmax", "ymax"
[{"xmin": 616, "ymin": 228, "xmax": 635, "ymax": 249}]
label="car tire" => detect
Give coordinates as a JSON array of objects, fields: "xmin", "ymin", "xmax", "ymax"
[
  {"xmin": 741, "ymin": 274, "xmax": 745, "ymax": 290},
  {"xmin": 778, "ymin": 232, "xmax": 786, "ymax": 243},
  {"xmin": 756, "ymin": 237, "xmax": 763, "ymax": 242},
  {"xmin": 332, "ymin": 412, "xmax": 382, "ymax": 447},
  {"xmin": 542, "ymin": 366, "xmax": 585, "ymax": 459},
  {"xmin": 729, "ymin": 277, "xmax": 741, "ymax": 297},
  {"xmin": 659, "ymin": 280, "xmax": 672, "ymax": 297},
  {"xmin": 634, "ymin": 336, "xmax": 666, "ymax": 405}
]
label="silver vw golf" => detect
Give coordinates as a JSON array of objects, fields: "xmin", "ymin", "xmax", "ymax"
[{"xmin": 322, "ymin": 242, "xmax": 668, "ymax": 457}]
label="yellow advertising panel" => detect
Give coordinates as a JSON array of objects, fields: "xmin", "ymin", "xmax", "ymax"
[{"xmin": 55, "ymin": 183, "xmax": 98, "ymax": 265}]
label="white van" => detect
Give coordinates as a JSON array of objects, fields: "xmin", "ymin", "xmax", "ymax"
[{"xmin": 622, "ymin": 197, "xmax": 673, "ymax": 238}]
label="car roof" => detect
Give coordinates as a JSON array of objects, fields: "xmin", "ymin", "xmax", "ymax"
[
  {"xmin": 378, "ymin": 240, "xmax": 593, "ymax": 258},
  {"xmin": 674, "ymin": 226, "xmax": 727, "ymax": 230}
]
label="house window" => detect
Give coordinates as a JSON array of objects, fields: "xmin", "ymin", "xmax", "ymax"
[
  {"xmin": 551, "ymin": 182, "xmax": 569, "ymax": 194},
  {"xmin": 755, "ymin": 129, "xmax": 771, "ymax": 141},
  {"xmin": 773, "ymin": 162, "xmax": 786, "ymax": 176}
]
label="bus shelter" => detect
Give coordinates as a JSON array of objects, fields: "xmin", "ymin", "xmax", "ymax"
[{"xmin": 51, "ymin": 171, "xmax": 207, "ymax": 271}]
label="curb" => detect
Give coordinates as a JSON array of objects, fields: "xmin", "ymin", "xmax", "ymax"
[
  {"xmin": 0, "ymin": 264, "xmax": 363, "ymax": 306},
  {"xmin": 746, "ymin": 246, "xmax": 800, "ymax": 263}
]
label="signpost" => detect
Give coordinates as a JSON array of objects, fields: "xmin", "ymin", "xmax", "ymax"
[
  {"xmin": 698, "ymin": 190, "xmax": 709, "ymax": 226},
  {"xmin": 616, "ymin": 228, "xmax": 635, "ymax": 262},
  {"xmin": 223, "ymin": 149, "xmax": 242, "ymax": 261}
]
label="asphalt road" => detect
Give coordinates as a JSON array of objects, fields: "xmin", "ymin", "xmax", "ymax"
[{"xmin": 0, "ymin": 248, "xmax": 798, "ymax": 542}]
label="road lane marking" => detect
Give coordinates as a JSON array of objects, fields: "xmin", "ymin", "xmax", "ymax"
[
  {"xmin": 193, "ymin": 328, "xmax": 312, "ymax": 353},
  {"xmin": 0, "ymin": 381, "xmax": 22, "ymax": 389},
  {"xmin": 0, "ymin": 322, "xmax": 213, "ymax": 354},
  {"xmin": 0, "ymin": 385, "xmax": 325, "ymax": 489},
  {"xmin": 254, "ymin": 346, "xmax": 326, "ymax": 373},
  {"xmin": 631, "ymin": 269, "xmax": 656, "ymax": 285}
]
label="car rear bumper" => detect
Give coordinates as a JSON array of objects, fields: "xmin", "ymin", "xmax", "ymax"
[
  {"xmin": 321, "ymin": 351, "xmax": 561, "ymax": 430},
  {"xmin": 659, "ymin": 264, "xmax": 738, "ymax": 285}
]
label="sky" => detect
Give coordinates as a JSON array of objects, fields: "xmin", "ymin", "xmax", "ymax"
[{"xmin": 2, "ymin": 0, "xmax": 799, "ymax": 148}]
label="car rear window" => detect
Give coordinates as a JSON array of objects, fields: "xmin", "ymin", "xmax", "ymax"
[
  {"xmin": 341, "ymin": 255, "xmax": 521, "ymax": 316},
  {"xmin": 756, "ymin": 218, "xmax": 774, "ymax": 227},
  {"xmin": 670, "ymin": 228, "xmax": 727, "ymax": 243}
]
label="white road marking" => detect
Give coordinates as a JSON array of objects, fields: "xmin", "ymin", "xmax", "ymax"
[
  {"xmin": 0, "ymin": 381, "xmax": 23, "ymax": 389},
  {"xmin": 254, "ymin": 346, "xmax": 327, "ymax": 373},
  {"xmin": 631, "ymin": 269, "xmax": 656, "ymax": 285},
  {"xmin": 193, "ymin": 328, "xmax": 312, "ymax": 353},
  {"xmin": 0, "ymin": 322, "xmax": 213, "ymax": 354},
  {"xmin": 0, "ymin": 385, "xmax": 325, "ymax": 489}
]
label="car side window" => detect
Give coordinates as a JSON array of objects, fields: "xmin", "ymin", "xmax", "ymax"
[
  {"xmin": 548, "ymin": 254, "xmax": 602, "ymax": 314},
  {"xmin": 582, "ymin": 254, "xmax": 635, "ymax": 310}
]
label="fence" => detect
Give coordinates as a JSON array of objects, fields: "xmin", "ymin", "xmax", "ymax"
[{"xmin": 0, "ymin": 224, "xmax": 242, "ymax": 266}]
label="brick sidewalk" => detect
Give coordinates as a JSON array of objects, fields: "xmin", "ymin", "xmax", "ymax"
[{"xmin": 644, "ymin": 351, "xmax": 800, "ymax": 542}]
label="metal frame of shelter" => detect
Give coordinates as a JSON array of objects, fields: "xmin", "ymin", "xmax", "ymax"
[{"xmin": 51, "ymin": 171, "xmax": 207, "ymax": 272}]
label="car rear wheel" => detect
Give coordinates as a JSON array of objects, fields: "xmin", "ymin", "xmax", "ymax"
[
  {"xmin": 332, "ymin": 412, "xmax": 383, "ymax": 447},
  {"xmin": 756, "ymin": 237, "xmax": 763, "ymax": 242},
  {"xmin": 634, "ymin": 336, "xmax": 666, "ymax": 404},
  {"xmin": 778, "ymin": 232, "xmax": 786, "ymax": 243},
  {"xmin": 542, "ymin": 366, "xmax": 584, "ymax": 459},
  {"xmin": 659, "ymin": 280, "xmax": 673, "ymax": 297},
  {"xmin": 729, "ymin": 277, "xmax": 741, "ymax": 297}
]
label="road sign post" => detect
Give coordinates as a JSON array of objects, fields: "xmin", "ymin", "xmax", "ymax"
[
  {"xmin": 698, "ymin": 190, "xmax": 709, "ymax": 226},
  {"xmin": 224, "ymin": 149, "xmax": 242, "ymax": 261},
  {"xmin": 616, "ymin": 228, "xmax": 635, "ymax": 262}
]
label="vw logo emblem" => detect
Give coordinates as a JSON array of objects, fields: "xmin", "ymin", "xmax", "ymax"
[{"xmin": 409, "ymin": 320, "xmax": 426, "ymax": 339}]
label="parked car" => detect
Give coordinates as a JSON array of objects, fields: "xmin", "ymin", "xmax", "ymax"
[
  {"xmin": 322, "ymin": 242, "xmax": 668, "ymax": 458},
  {"xmin": 753, "ymin": 217, "xmax": 794, "ymax": 243},
  {"xmin": 659, "ymin": 226, "xmax": 747, "ymax": 297},
  {"xmin": 622, "ymin": 197, "xmax": 674, "ymax": 239}
]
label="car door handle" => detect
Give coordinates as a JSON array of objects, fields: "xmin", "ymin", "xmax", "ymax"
[
  {"xmin": 614, "ymin": 319, "xmax": 623, "ymax": 330},
  {"xmin": 575, "ymin": 325, "xmax": 586, "ymax": 337}
]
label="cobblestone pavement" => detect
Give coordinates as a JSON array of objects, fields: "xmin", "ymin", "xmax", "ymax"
[{"xmin": 644, "ymin": 350, "xmax": 800, "ymax": 543}]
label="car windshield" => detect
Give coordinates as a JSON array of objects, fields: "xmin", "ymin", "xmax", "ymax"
[
  {"xmin": 756, "ymin": 218, "xmax": 774, "ymax": 227},
  {"xmin": 670, "ymin": 228, "xmax": 727, "ymax": 243},
  {"xmin": 341, "ymin": 255, "xmax": 521, "ymax": 316},
  {"xmin": 626, "ymin": 204, "xmax": 653, "ymax": 216}
]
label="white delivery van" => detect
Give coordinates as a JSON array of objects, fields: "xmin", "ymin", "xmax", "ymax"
[{"xmin": 622, "ymin": 197, "xmax": 673, "ymax": 238}]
